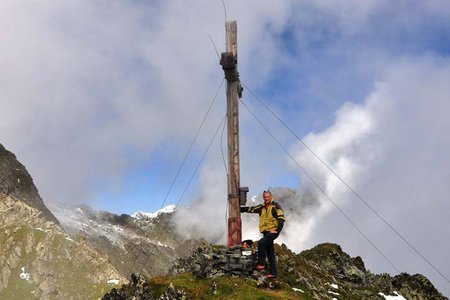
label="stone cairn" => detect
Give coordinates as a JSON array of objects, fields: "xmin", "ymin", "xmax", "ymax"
[{"xmin": 171, "ymin": 240, "xmax": 258, "ymax": 279}]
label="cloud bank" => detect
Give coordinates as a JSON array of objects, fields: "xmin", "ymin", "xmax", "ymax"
[
  {"xmin": 0, "ymin": 1, "xmax": 289, "ymax": 208},
  {"xmin": 290, "ymin": 57, "xmax": 450, "ymax": 295}
]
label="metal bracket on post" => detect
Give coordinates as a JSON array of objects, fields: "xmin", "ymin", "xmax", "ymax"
[
  {"xmin": 239, "ymin": 187, "xmax": 249, "ymax": 206},
  {"xmin": 220, "ymin": 52, "xmax": 239, "ymax": 82}
]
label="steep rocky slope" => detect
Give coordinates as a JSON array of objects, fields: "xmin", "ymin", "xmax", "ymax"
[
  {"xmin": 0, "ymin": 143, "xmax": 126, "ymax": 299},
  {"xmin": 0, "ymin": 196, "xmax": 125, "ymax": 299},
  {"xmin": 0, "ymin": 143, "xmax": 58, "ymax": 224}
]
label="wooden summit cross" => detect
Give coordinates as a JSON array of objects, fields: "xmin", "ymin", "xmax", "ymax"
[{"xmin": 220, "ymin": 21, "xmax": 248, "ymax": 249}]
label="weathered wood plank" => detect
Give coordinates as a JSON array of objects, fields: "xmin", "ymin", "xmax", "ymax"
[{"xmin": 226, "ymin": 21, "xmax": 237, "ymax": 57}]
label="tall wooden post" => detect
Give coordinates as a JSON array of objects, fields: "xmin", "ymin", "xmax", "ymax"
[{"xmin": 221, "ymin": 21, "xmax": 247, "ymax": 249}]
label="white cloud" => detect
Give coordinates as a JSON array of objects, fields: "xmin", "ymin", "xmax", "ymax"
[{"xmin": 291, "ymin": 56, "xmax": 450, "ymax": 296}]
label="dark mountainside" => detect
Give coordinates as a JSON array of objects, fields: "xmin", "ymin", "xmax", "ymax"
[{"xmin": 0, "ymin": 143, "xmax": 59, "ymax": 224}]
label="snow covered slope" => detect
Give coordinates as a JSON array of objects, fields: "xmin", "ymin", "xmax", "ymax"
[{"xmin": 49, "ymin": 201, "xmax": 187, "ymax": 277}]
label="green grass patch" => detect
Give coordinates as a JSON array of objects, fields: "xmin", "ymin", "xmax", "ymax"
[{"xmin": 149, "ymin": 273, "xmax": 306, "ymax": 300}]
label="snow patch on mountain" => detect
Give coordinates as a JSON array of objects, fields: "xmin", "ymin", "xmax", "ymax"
[
  {"xmin": 378, "ymin": 291, "xmax": 407, "ymax": 299},
  {"xmin": 107, "ymin": 279, "xmax": 120, "ymax": 285},
  {"xmin": 328, "ymin": 283, "xmax": 339, "ymax": 289},
  {"xmin": 328, "ymin": 290, "xmax": 339, "ymax": 296},
  {"xmin": 19, "ymin": 267, "xmax": 30, "ymax": 281}
]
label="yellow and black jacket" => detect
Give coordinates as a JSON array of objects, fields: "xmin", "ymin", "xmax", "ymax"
[{"xmin": 241, "ymin": 200, "xmax": 286, "ymax": 233}]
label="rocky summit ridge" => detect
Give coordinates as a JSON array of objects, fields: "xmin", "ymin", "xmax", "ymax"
[{"xmin": 103, "ymin": 241, "xmax": 448, "ymax": 300}]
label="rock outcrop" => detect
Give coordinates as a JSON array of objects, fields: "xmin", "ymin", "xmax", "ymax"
[{"xmin": 278, "ymin": 242, "xmax": 448, "ymax": 299}]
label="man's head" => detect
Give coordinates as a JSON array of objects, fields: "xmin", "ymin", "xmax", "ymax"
[{"xmin": 263, "ymin": 190, "xmax": 273, "ymax": 205}]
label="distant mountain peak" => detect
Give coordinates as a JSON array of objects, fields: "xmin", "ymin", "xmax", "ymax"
[{"xmin": 132, "ymin": 204, "xmax": 176, "ymax": 220}]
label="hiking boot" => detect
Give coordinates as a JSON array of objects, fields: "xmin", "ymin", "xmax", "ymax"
[
  {"xmin": 256, "ymin": 264, "xmax": 265, "ymax": 270},
  {"xmin": 266, "ymin": 274, "xmax": 276, "ymax": 279}
]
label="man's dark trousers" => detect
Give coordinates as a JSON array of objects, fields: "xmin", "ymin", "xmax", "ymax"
[{"xmin": 258, "ymin": 232, "xmax": 279, "ymax": 276}]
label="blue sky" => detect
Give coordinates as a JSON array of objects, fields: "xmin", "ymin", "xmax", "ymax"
[{"xmin": 1, "ymin": 0, "xmax": 450, "ymax": 296}]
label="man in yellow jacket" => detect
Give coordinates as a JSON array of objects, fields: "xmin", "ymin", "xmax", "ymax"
[{"xmin": 241, "ymin": 190, "xmax": 286, "ymax": 278}]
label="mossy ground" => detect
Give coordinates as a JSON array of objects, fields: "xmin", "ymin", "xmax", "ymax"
[{"xmin": 148, "ymin": 273, "xmax": 310, "ymax": 300}]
